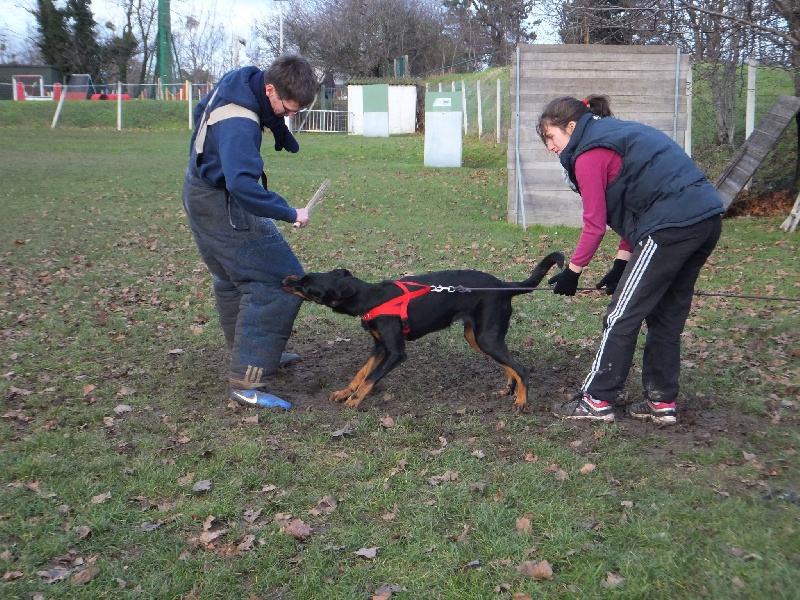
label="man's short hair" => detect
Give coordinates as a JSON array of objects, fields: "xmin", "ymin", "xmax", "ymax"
[{"xmin": 265, "ymin": 54, "xmax": 318, "ymax": 108}]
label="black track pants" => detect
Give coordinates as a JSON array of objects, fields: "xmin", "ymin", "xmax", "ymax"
[{"xmin": 582, "ymin": 215, "xmax": 722, "ymax": 404}]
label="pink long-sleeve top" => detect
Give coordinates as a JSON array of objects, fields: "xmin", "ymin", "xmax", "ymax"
[{"xmin": 570, "ymin": 147, "xmax": 634, "ymax": 268}]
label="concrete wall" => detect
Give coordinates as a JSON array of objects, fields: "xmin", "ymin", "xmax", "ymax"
[{"xmin": 347, "ymin": 84, "xmax": 417, "ymax": 135}]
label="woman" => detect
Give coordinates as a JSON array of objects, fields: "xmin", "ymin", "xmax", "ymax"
[{"xmin": 538, "ymin": 95, "xmax": 723, "ymax": 425}]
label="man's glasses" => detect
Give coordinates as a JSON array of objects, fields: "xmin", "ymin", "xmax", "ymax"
[{"xmin": 276, "ymin": 93, "xmax": 307, "ymax": 117}]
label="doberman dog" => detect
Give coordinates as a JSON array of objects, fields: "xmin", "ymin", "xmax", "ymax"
[{"xmin": 282, "ymin": 252, "xmax": 564, "ymax": 410}]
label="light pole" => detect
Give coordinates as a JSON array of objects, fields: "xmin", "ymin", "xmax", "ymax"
[{"xmin": 276, "ymin": 0, "xmax": 285, "ymax": 54}]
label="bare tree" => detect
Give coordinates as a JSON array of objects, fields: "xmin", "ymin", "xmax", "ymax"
[
  {"xmin": 261, "ymin": 0, "xmax": 451, "ymax": 79},
  {"xmin": 172, "ymin": 4, "xmax": 227, "ymax": 82},
  {"xmin": 679, "ymin": 0, "xmax": 800, "ymax": 188},
  {"xmin": 444, "ymin": 0, "xmax": 537, "ymax": 65}
]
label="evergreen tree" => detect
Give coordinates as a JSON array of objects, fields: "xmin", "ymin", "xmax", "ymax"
[
  {"xmin": 34, "ymin": 0, "xmax": 70, "ymax": 72},
  {"xmin": 65, "ymin": 0, "xmax": 102, "ymax": 81}
]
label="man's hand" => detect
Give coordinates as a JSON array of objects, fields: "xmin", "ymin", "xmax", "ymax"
[
  {"xmin": 273, "ymin": 127, "xmax": 299, "ymax": 153},
  {"xmin": 548, "ymin": 267, "xmax": 581, "ymax": 296},
  {"xmin": 595, "ymin": 258, "xmax": 628, "ymax": 295},
  {"xmin": 293, "ymin": 207, "xmax": 309, "ymax": 228}
]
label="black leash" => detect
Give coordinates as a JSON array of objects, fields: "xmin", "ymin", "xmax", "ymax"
[{"xmin": 432, "ymin": 285, "xmax": 799, "ymax": 302}]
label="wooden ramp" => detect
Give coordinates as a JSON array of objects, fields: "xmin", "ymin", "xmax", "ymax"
[{"xmin": 715, "ymin": 95, "xmax": 800, "ymax": 210}]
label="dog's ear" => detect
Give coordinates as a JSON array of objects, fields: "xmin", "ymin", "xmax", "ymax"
[
  {"xmin": 330, "ymin": 268, "xmax": 353, "ymax": 278},
  {"xmin": 325, "ymin": 283, "xmax": 357, "ymax": 306}
]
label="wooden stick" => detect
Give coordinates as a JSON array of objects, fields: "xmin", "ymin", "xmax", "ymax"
[{"xmin": 293, "ymin": 178, "xmax": 331, "ymax": 229}]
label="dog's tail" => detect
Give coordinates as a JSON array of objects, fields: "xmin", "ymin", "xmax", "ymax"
[{"xmin": 515, "ymin": 251, "xmax": 565, "ymax": 292}]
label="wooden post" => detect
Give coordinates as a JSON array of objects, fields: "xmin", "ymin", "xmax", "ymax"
[
  {"xmin": 187, "ymin": 80, "xmax": 193, "ymax": 129},
  {"xmin": 745, "ymin": 59, "xmax": 757, "ymax": 191},
  {"xmin": 780, "ymin": 192, "xmax": 800, "ymax": 232},
  {"xmin": 461, "ymin": 81, "xmax": 468, "ymax": 134},
  {"xmin": 117, "ymin": 81, "xmax": 122, "ymax": 131},
  {"xmin": 496, "ymin": 79, "xmax": 501, "ymax": 144},
  {"xmin": 477, "ymin": 79, "xmax": 483, "ymax": 139}
]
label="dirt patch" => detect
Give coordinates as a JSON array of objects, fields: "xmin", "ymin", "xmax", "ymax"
[{"xmin": 261, "ymin": 326, "xmax": 794, "ymax": 469}]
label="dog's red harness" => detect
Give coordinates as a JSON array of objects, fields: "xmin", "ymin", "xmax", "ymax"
[{"xmin": 360, "ymin": 281, "xmax": 431, "ymax": 335}]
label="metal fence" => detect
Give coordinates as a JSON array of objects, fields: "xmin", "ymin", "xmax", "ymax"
[{"xmin": 294, "ymin": 110, "xmax": 352, "ymax": 133}]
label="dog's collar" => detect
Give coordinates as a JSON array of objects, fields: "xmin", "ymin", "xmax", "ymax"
[{"xmin": 360, "ymin": 281, "xmax": 431, "ymax": 335}]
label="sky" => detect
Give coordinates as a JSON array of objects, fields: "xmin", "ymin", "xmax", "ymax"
[{"xmin": 1, "ymin": 0, "xmax": 280, "ymax": 55}]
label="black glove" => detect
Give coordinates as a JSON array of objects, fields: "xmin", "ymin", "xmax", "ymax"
[
  {"xmin": 273, "ymin": 126, "xmax": 299, "ymax": 153},
  {"xmin": 548, "ymin": 267, "xmax": 581, "ymax": 296},
  {"xmin": 595, "ymin": 258, "xmax": 628, "ymax": 295}
]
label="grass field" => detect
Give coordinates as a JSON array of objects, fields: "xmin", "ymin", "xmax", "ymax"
[{"xmin": 0, "ymin": 123, "xmax": 798, "ymax": 599}]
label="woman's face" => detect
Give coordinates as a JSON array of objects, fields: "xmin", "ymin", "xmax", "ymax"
[{"xmin": 542, "ymin": 121, "xmax": 576, "ymax": 156}]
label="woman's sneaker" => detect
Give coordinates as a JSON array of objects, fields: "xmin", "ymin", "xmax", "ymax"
[
  {"xmin": 628, "ymin": 399, "xmax": 677, "ymax": 425},
  {"xmin": 230, "ymin": 388, "xmax": 291, "ymax": 409},
  {"xmin": 552, "ymin": 392, "xmax": 615, "ymax": 423}
]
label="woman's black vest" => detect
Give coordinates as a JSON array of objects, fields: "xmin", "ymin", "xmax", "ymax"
[{"xmin": 560, "ymin": 114, "xmax": 723, "ymax": 244}]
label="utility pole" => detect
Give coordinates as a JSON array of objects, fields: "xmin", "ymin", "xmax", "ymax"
[{"xmin": 276, "ymin": 0, "xmax": 286, "ymax": 54}]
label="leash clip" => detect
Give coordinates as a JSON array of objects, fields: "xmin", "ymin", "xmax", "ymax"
[{"xmin": 431, "ymin": 285, "xmax": 456, "ymax": 293}]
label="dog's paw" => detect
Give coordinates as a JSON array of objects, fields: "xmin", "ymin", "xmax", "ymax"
[
  {"xmin": 343, "ymin": 396, "xmax": 364, "ymax": 409},
  {"xmin": 512, "ymin": 400, "xmax": 529, "ymax": 414},
  {"xmin": 328, "ymin": 389, "xmax": 352, "ymax": 403}
]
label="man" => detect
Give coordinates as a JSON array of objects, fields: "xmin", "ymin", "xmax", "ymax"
[{"xmin": 182, "ymin": 54, "xmax": 318, "ymax": 409}]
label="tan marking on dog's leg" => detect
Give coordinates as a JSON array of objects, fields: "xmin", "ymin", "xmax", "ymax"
[
  {"xmin": 508, "ymin": 367, "xmax": 527, "ymax": 407},
  {"xmin": 463, "ymin": 326, "xmax": 488, "ymax": 357},
  {"xmin": 329, "ymin": 354, "xmax": 380, "ymax": 403},
  {"xmin": 343, "ymin": 381, "xmax": 375, "ymax": 408},
  {"xmin": 466, "ymin": 326, "xmax": 519, "ymax": 400}
]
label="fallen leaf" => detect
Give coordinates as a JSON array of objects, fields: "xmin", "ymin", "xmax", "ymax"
[
  {"xmin": 579, "ymin": 463, "xmax": 596, "ymax": 475},
  {"xmin": 138, "ymin": 520, "xmax": 164, "ymax": 532},
  {"xmin": 374, "ymin": 584, "xmax": 407, "ymax": 596},
  {"xmin": 192, "ymin": 480, "xmax": 212, "ymax": 493},
  {"xmin": 602, "ymin": 572, "xmax": 625, "ymax": 588},
  {"xmin": 379, "ymin": 415, "xmax": 394, "ymax": 428},
  {"xmin": 71, "ymin": 566, "xmax": 99, "ymax": 584},
  {"xmin": 91, "ymin": 492, "xmax": 111, "ymax": 504},
  {"xmin": 3, "ymin": 571, "xmax": 24, "ymax": 582},
  {"xmin": 114, "ymin": 405, "xmax": 132, "ymax": 414},
  {"xmin": 199, "ymin": 528, "xmax": 227, "ymax": 544},
  {"xmin": 516, "ymin": 517, "xmax": 532, "ymax": 534},
  {"xmin": 285, "ymin": 518, "xmax": 311, "ymax": 540},
  {"xmin": 308, "ymin": 495, "xmax": 338, "ymax": 516},
  {"xmin": 74, "ymin": 526, "xmax": 92, "ymax": 540},
  {"xmin": 236, "ymin": 534, "xmax": 255, "ymax": 552},
  {"xmin": 117, "ymin": 386, "xmax": 135, "ymax": 397},
  {"xmin": 354, "ymin": 546, "xmax": 379, "ymax": 559},
  {"xmin": 37, "ymin": 567, "xmax": 71, "ymax": 583},
  {"xmin": 331, "ymin": 426, "xmax": 352, "ymax": 437},
  {"xmin": 517, "ymin": 560, "xmax": 553, "ymax": 580},
  {"xmin": 456, "ymin": 524, "xmax": 471, "ymax": 543},
  {"xmin": 427, "ymin": 470, "xmax": 459, "ymax": 485},
  {"xmin": 243, "ymin": 508, "xmax": 263, "ymax": 524}
]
